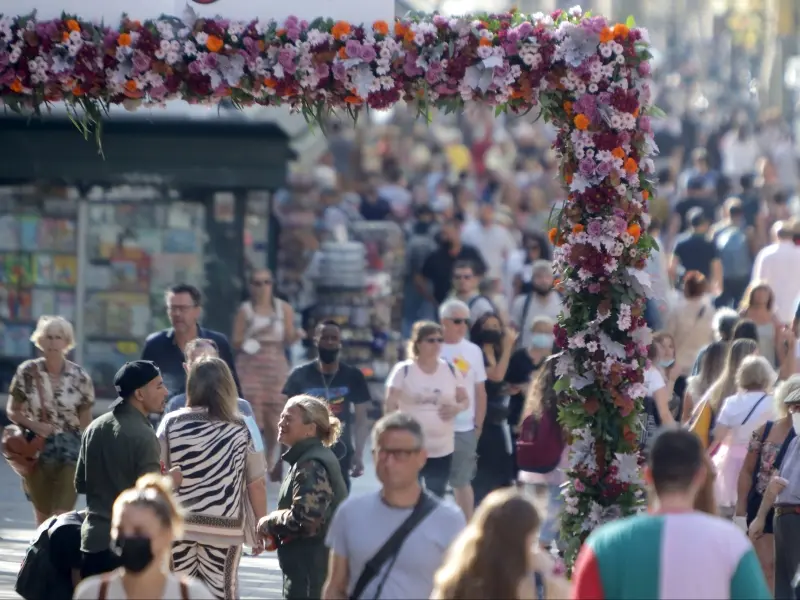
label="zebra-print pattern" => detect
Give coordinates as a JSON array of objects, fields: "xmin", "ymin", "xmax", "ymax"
[
  {"xmin": 172, "ymin": 541, "xmax": 242, "ymax": 600},
  {"xmin": 164, "ymin": 412, "xmax": 251, "ymax": 531}
]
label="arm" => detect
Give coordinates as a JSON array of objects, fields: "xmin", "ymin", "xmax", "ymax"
[
  {"xmin": 735, "ymin": 429, "xmax": 763, "ymax": 517},
  {"xmin": 77, "ymin": 370, "xmax": 95, "ymax": 431},
  {"xmin": 571, "ymin": 544, "xmax": 605, "ymax": 600},
  {"xmin": 262, "ymin": 460, "xmax": 334, "ymax": 539},
  {"xmin": 474, "ymin": 382, "xmax": 487, "ymax": 432},
  {"xmin": 414, "ymin": 272, "xmax": 437, "ymax": 305},
  {"xmin": 730, "ymin": 548, "xmax": 772, "ymax": 600},
  {"xmin": 680, "ymin": 391, "xmax": 694, "ymax": 425},
  {"xmin": 6, "ymin": 374, "xmax": 50, "ymax": 437},
  {"xmin": 749, "ymin": 475, "xmax": 787, "ymax": 539},
  {"xmin": 653, "ymin": 386, "xmax": 676, "ymax": 426},
  {"xmin": 322, "ymin": 553, "xmax": 350, "ymax": 600},
  {"xmin": 708, "ymin": 424, "xmax": 732, "ymax": 455},
  {"xmin": 385, "ymin": 386, "xmax": 402, "ymax": 414},
  {"xmin": 710, "ymin": 258, "xmax": 723, "ymax": 295},
  {"xmin": 74, "ymin": 435, "xmax": 87, "ymax": 495},
  {"xmin": 485, "ymin": 334, "xmax": 516, "ymax": 382},
  {"xmin": 282, "ymin": 301, "xmax": 300, "ymax": 345},
  {"xmin": 231, "ymin": 306, "xmax": 247, "ymax": 351},
  {"xmin": 136, "ymin": 434, "xmax": 163, "ymax": 479},
  {"xmin": 353, "ymin": 403, "xmax": 370, "ymax": 468}
]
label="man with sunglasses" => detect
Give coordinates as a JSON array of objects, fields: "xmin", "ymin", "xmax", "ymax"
[
  {"xmin": 141, "ymin": 283, "xmax": 240, "ymax": 400},
  {"xmin": 450, "ymin": 260, "xmax": 496, "ymax": 324},
  {"xmin": 438, "ymin": 299, "xmax": 487, "ymax": 519}
]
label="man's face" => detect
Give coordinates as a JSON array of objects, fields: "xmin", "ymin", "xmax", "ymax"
[
  {"xmin": 166, "ymin": 292, "xmax": 200, "ymax": 335},
  {"xmin": 442, "ymin": 310, "xmax": 469, "ymax": 342},
  {"xmin": 137, "ymin": 375, "xmax": 168, "ymax": 414},
  {"xmin": 374, "ymin": 429, "xmax": 426, "ymax": 490},
  {"xmin": 532, "ymin": 269, "xmax": 554, "ymax": 290},
  {"xmin": 315, "ymin": 325, "xmax": 342, "ymax": 352},
  {"xmin": 453, "ymin": 267, "xmax": 476, "ymax": 294},
  {"xmin": 440, "ymin": 222, "xmax": 459, "ymax": 245}
]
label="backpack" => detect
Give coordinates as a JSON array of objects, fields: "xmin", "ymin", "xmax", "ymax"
[
  {"xmin": 516, "ymin": 410, "xmax": 565, "ymax": 474},
  {"xmin": 16, "ymin": 517, "xmax": 70, "ymax": 600},
  {"xmin": 715, "ymin": 226, "xmax": 751, "ymax": 280}
]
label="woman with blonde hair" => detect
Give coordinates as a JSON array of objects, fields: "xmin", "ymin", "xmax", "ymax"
[
  {"xmin": 682, "ymin": 341, "xmax": 727, "ymax": 423},
  {"xmin": 5, "ymin": 315, "xmax": 94, "ymax": 524},
  {"xmin": 385, "ymin": 320, "xmax": 468, "ymax": 497},
  {"xmin": 157, "ymin": 357, "xmax": 268, "ymax": 599},
  {"xmin": 432, "ymin": 488, "xmax": 570, "ymax": 600},
  {"xmin": 258, "ymin": 395, "xmax": 348, "ymax": 599},
  {"xmin": 739, "ymin": 281, "xmax": 783, "ymax": 367},
  {"xmin": 74, "ymin": 474, "xmax": 213, "ymax": 599}
]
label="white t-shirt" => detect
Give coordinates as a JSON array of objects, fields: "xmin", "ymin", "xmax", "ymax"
[
  {"xmin": 74, "ymin": 573, "xmax": 214, "ymax": 600},
  {"xmin": 439, "ymin": 339, "xmax": 487, "ymax": 432},
  {"xmin": 386, "ymin": 359, "xmax": 466, "ymax": 457},
  {"xmin": 644, "ymin": 367, "xmax": 666, "ymax": 396},
  {"xmin": 716, "ymin": 391, "xmax": 775, "ymax": 444}
]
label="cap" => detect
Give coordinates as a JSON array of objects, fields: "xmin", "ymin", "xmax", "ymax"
[
  {"xmin": 784, "ymin": 389, "xmax": 800, "ymax": 405},
  {"xmin": 114, "ymin": 360, "xmax": 161, "ymax": 399}
]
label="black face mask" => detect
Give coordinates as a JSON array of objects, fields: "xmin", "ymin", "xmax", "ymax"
[
  {"xmin": 113, "ymin": 536, "xmax": 154, "ymax": 574},
  {"xmin": 439, "ymin": 239, "xmax": 452, "ymax": 250},
  {"xmin": 480, "ymin": 330, "xmax": 503, "ymax": 345},
  {"xmin": 318, "ymin": 347, "xmax": 340, "ymax": 365},
  {"xmin": 532, "ymin": 284, "xmax": 552, "ymax": 297}
]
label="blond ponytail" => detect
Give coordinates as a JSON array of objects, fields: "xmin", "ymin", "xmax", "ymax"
[
  {"xmin": 112, "ymin": 473, "xmax": 184, "ymax": 537},
  {"xmin": 286, "ymin": 395, "xmax": 343, "ymax": 447}
]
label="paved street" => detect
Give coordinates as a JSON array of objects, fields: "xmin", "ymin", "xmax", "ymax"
[{"xmin": 0, "ymin": 446, "xmax": 382, "ymax": 599}]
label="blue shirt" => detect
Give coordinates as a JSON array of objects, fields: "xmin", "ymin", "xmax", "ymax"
[
  {"xmin": 164, "ymin": 394, "xmax": 263, "ymax": 452},
  {"xmin": 141, "ymin": 326, "xmax": 241, "ymax": 399}
]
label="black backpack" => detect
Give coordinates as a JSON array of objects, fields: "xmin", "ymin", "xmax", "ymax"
[{"xmin": 16, "ymin": 512, "xmax": 81, "ymax": 600}]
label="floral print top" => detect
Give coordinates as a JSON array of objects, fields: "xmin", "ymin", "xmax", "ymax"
[
  {"xmin": 8, "ymin": 358, "xmax": 94, "ymax": 435},
  {"xmin": 748, "ymin": 427, "xmax": 787, "ymax": 495}
]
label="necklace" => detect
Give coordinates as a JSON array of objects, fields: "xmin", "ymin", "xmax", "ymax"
[{"xmin": 318, "ymin": 361, "xmax": 339, "ymax": 400}]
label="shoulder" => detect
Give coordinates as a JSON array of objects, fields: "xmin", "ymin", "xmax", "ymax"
[
  {"xmin": 341, "ymin": 362, "xmax": 367, "ymax": 380},
  {"xmin": 428, "ymin": 498, "xmax": 467, "ymax": 532},
  {"xmin": 335, "ymin": 490, "xmax": 379, "ymax": 516},
  {"xmin": 73, "ymin": 574, "xmax": 112, "ymax": 599},
  {"xmin": 294, "ymin": 459, "xmax": 333, "ymax": 486},
  {"xmin": 289, "ymin": 361, "xmax": 315, "ymax": 377},
  {"xmin": 65, "ymin": 361, "xmax": 92, "ymax": 381},
  {"xmin": 144, "ymin": 329, "xmax": 170, "ymax": 344},
  {"xmin": 463, "ymin": 340, "xmax": 484, "ymax": 360},
  {"xmin": 388, "ymin": 360, "xmax": 413, "ymax": 380},
  {"xmin": 13, "ymin": 358, "xmax": 42, "ymax": 376}
]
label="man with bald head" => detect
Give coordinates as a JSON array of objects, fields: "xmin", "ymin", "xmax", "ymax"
[{"xmin": 753, "ymin": 219, "xmax": 800, "ymax": 324}]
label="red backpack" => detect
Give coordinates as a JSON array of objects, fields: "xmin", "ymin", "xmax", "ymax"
[{"xmin": 516, "ymin": 411, "xmax": 566, "ymax": 474}]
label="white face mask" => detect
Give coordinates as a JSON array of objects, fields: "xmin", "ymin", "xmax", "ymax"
[{"xmin": 792, "ymin": 413, "xmax": 800, "ymax": 436}]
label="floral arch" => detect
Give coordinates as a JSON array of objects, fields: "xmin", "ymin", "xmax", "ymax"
[{"xmin": 0, "ymin": 6, "xmax": 657, "ymax": 566}]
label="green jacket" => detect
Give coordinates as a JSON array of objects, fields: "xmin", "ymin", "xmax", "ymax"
[{"xmin": 265, "ymin": 437, "xmax": 347, "ymax": 599}]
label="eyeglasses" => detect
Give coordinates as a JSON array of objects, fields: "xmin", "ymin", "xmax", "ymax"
[
  {"xmin": 423, "ymin": 337, "xmax": 444, "ymax": 344},
  {"xmin": 167, "ymin": 305, "xmax": 197, "ymax": 314},
  {"xmin": 453, "ymin": 274, "xmax": 472, "ymax": 280},
  {"xmin": 375, "ymin": 447, "xmax": 421, "ymax": 460},
  {"xmin": 251, "ymin": 279, "xmax": 272, "ymax": 286},
  {"xmin": 449, "ymin": 318, "xmax": 469, "ymax": 325}
]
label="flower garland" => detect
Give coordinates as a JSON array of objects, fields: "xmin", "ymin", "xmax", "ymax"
[{"xmin": 0, "ymin": 6, "xmax": 658, "ymax": 567}]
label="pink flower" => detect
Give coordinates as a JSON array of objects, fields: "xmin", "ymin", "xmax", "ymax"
[{"xmin": 574, "ymin": 479, "xmax": 586, "ymax": 492}]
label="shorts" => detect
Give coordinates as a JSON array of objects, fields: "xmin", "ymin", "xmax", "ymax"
[
  {"xmin": 23, "ymin": 461, "xmax": 77, "ymax": 515},
  {"xmin": 449, "ymin": 430, "xmax": 478, "ymax": 488},
  {"xmin": 420, "ymin": 454, "xmax": 453, "ymax": 498}
]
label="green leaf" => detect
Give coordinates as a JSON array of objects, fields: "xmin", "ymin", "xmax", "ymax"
[
  {"xmin": 553, "ymin": 376, "xmax": 571, "ymax": 393},
  {"xmin": 625, "ymin": 15, "xmax": 636, "ymax": 28},
  {"xmin": 645, "ymin": 105, "xmax": 667, "ymax": 118}
]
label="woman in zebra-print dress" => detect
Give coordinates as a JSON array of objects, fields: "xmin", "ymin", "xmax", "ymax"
[{"xmin": 157, "ymin": 357, "xmax": 268, "ymax": 600}]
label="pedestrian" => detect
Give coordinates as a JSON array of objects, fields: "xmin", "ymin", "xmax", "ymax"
[
  {"xmin": 141, "ymin": 284, "xmax": 240, "ymax": 400},
  {"xmin": 74, "ymin": 474, "xmax": 214, "ymax": 599},
  {"xmin": 572, "ymin": 428, "xmax": 771, "ymax": 599},
  {"xmin": 431, "ymin": 488, "xmax": 570, "ymax": 599},
  {"xmin": 438, "ymin": 299, "xmax": 487, "ymax": 519},
  {"xmin": 281, "ymin": 321, "xmax": 372, "ymax": 491},
  {"xmin": 75, "ymin": 360, "xmax": 181, "ymax": 579},
  {"xmin": 5, "ymin": 315, "xmax": 94, "ymax": 525},
  {"xmin": 323, "ymin": 413, "xmax": 465, "ymax": 600},
  {"xmin": 159, "ymin": 357, "xmax": 268, "ymax": 600},
  {"xmin": 258, "ymin": 395, "xmax": 348, "ymax": 599},
  {"xmin": 231, "ymin": 269, "xmax": 300, "ymax": 481},
  {"xmin": 385, "ymin": 321, "xmax": 469, "ymax": 498}
]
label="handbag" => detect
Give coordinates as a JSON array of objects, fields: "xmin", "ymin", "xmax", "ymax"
[
  {"xmin": 2, "ymin": 370, "xmax": 49, "ymax": 478},
  {"xmin": 349, "ymin": 491, "xmax": 438, "ymax": 600}
]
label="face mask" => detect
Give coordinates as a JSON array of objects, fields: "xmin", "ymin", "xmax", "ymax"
[
  {"xmin": 113, "ymin": 535, "xmax": 154, "ymax": 574},
  {"xmin": 481, "ymin": 330, "xmax": 503, "ymax": 345},
  {"xmin": 792, "ymin": 413, "xmax": 800, "ymax": 436},
  {"xmin": 530, "ymin": 333, "xmax": 554, "ymax": 350},
  {"xmin": 439, "ymin": 239, "xmax": 452, "ymax": 250},
  {"xmin": 317, "ymin": 347, "xmax": 340, "ymax": 365},
  {"xmin": 658, "ymin": 359, "xmax": 675, "ymax": 369},
  {"xmin": 532, "ymin": 284, "xmax": 552, "ymax": 297}
]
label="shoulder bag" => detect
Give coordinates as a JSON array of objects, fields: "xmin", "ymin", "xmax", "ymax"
[
  {"xmin": 349, "ymin": 491, "xmax": 438, "ymax": 600},
  {"xmin": 2, "ymin": 368, "xmax": 48, "ymax": 478}
]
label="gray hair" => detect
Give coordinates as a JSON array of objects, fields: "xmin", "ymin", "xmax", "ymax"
[
  {"xmin": 30, "ymin": 315, "xmax": 76, "ymax": 353},
  {"xmin": 531, "ymin": 259, "xmax": 553, "ymax": 277},
  {"xmin": 774, "ymin": 375, "xmax": 800, "ymax": 418},
  {"xmin": 439, "ymin": 299, "xmax": 470, "ymax": 320},
  {"xmin": 736, "ymin": 355, "xmax": 777, "ymax": 392},
  {"xmin": 371, "ymin": 412, "xmax": 425, "ymax": 449}
]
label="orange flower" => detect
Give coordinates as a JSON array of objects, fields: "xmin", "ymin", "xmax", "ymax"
[
  {"xmin": 478, "ymin": 37, "xmax": 492, "ymax": 47},
  {"xmin": 118, "ymin": 33, "xmax": 132, "ymax": 46},
  {"xmin": 563, "ymin": 101, "xmax": 573, "ymax": 115},
  {"xmin": 10, "ymin": 79, "xmax": 22, "ymax": 93},
  {"xmin": 511, "ymin": 89, "xmax": 524, "ymax": 99},
  {"xmin": 572, "ymin": 224, "xmax": 585, "ymax": 234},
  {"xmin": 394, "ymin": 21, "xmax": 408, "ymax": 37},
  {"xmin": 373, "ymin": 20, "xmax": 389, "ymax": 35},
  {"xmin": 573, "ymin": 113, "xmax": 590, "ymax": 131},
  {"xmin": 338, "ymin": 47, "xmax": 347, "ymax": 58},
  {"xmin": 599, "ymin": 27, "xmax": 614, "ymax": 43},
  {"xmin": 124, "ymin": 80, "xmax": 138, "ymax": 92},
  {"xmin": 548, "ymin": 227, "xmax": 558, "ymax": 244},
  {"xmin": 611, "ymin": 147, "xmax": 625, "ymax": 159},
  {"xmin": 345, "ymin": 95, "xmax": 363, "ymax": 104},
  {"xmin": 642, "ymin": 190, "xmax": 650, "ymax": 200},
  {"xmin": 206, "ymin": 35, "xmax": 224, "ymax": 53},
  {"xmin": 331, "ymin": 21, "xmax": 351, "ymax": 40},
  {"xmin": 632, "ymin": 107, "xmax": 640, "ymax": 118},
  {"xmin": 263, "ymin": 77, "xmax": 278, "ymax": 88},
  {"xmin": 627, "ymin": 223, "xmax": 642, "ymax": 242},
  {"xmin": 65, "ymin": 19, "xmax": 80, "ymax": 32},
  {"xmin": 624, "ymin": 158, "xmax": 638, "ymax": 174},
  {"xmin": 404, "ymin": 29, "xmax": 416, "ymax": 43},
  {"xmin": 276, "ymin": 28, "xmax": 287, "ymax": 37},
  {"xmin": 613, "ymin": 23, "xmax": 630, "ymax": 39},
  {"xmin": 72, "ymin": 84, "xmax": 84, "ymax": 96},
  {"xmin": 62, "ymin": 31, "xmax": 70, "ymax": 42},
  {"xmin": 565, "ymin": 173, "xmax": 573, "ymax": 185}
]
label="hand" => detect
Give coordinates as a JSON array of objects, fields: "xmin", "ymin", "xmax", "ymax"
[
  {"xmin": 767, "ymin": 475, "xmax": 789, "ymax": 495},
  {"xmin": 168, "ymin": 467, "xmax": 183, "ymax": 489},
  {"xmin": 503, "ymin": 328, "xmax": 519, "ymax": 348},
  {"xmin": 257, "ymin": 515, "xmax": 271, "ymax": 537},
  {"xmin": 732, "ymin": 516, "xmax": 748, "ymax": 532},
  {"xmin": 438, "ymin": 403, "xmax": 460, "ymax": 421},
  {"xmin": 748, "ymin": 517, "xmax": 765, "ymax": 541},
  {"xmin": 350, "ymin": 457, "xmax": 365, "ymax": 479},
  {"xmin": 34, "ymin": 423, "xmax": 55, "ymax": 438},
  {"xmin": 251, "ymin": 538, "xmax": 264, "ymax": 556}
]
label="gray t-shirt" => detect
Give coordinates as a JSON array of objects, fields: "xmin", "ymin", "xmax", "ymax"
[{"xmin": 325, "ymin": 491, "xmax": 465, "ymax": 599}]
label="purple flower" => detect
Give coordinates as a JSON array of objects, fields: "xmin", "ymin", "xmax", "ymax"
[
  {"xmin": 332, "ymin": 62, "xmax": 346, "ymax": 81},
  {"xmin": 150, "ymin": 85, "xmax": 167, "ymax": 100},
  {"xmin": 574, "ymin": 94, "xmax": 596, "ymax": 117},
  {"xmin": 639, "ymin": 116, "xmax": 652, "ymax": 132},
  {"xmin": 286, "ymin": 27, "xmax": 301, "ymax": 41},
  {"xmin": 360, "ymin": 44, "xmax": 377, "ymax": 62},
  {"xmin": 432, "ymin": 15, "xmax": 448, "ymax": 27},
  {"xmin": 284, "ymin": 15, "xmax": 299, "ymax": 28},
  {"xmin": 277, "ymin": 48, "xmax": 296, "ymax": 74},
  {"xmin": 0, "ymin": 53, "xmax": 8, "ymax": 69},
  {"xmin": 315, "ymin": 62, "xmax": 330, "ymax": 79},
  {"xmin": 403, "ymin": 53, "xmax": 423, "ymax": 77},
  {"xmin": 345, "ymin": 40, "xmax": 361, "ymax": 58},
  {"xmin": 132, "ymin": 51, "xmax": 151, "ymax": 74},
  {"xmin": 516, "ymin": 22, "xmax": 533, "ymax": 38},
  {"xmin": 587, "ymin": 220, "xmax": 603, "ymax": 237},
  {"xmin": 596, "ymin": 91, "xmax": 611, "ymax": 106},
  {"xmin": 579, "ymin": 157, "xmax": 595, "ymax": 178},
  {"xmin": 581, "ymin": 16, "xmax": 608, "ymax": 34},
  {"xmin": 638, "ymin": 61, "xmax": 651, "ymax": 77},
  {"xmin": 588, "ymin": 283, "xmax": 602, "ymax": 293},
  {"xmin": 188, "ymin": 60, "xmax": 203, "ymax": 75},
  {"xmin": 505, "ymin": 29, "xmax": 520, "ymax": 44},
  {"xmin": 203, "ymin": 52, "xmax": 219, "ymax": 69},
  {"xmin": 595, "ymin": 160, "xmax": 612, "ymax": 178}
]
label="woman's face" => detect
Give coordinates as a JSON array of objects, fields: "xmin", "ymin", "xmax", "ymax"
[
  {"xmin": 751, "ymin": 289, "xmax": 771, "ymax": 309},
  {"xmin": 656, "ymin": 337, "xmax": 675, "ymax": 362},
  {"xmin": 529, "ymin": 323, "xmax": 555, "ymax": 353},
  {"xmin": 482, "ymin": 317, "xmax": 502, "ymax": 334},
  {"xmin": 278, "ymin": 404, "xmax": 316, "ymax": 447},
  {"xmin": 416, "ymin": 329, "xmax": 443, "ymax": 361},
  {"xmin": 526, "ymin": 239, "xmax": 542, "ymax": 260},
  {"xmin": 113, "ymin": 504, "xmax": 171, "ymax": 570},
  {"xmin": 41, "ymin": 327, "xmax": 68, "ymax": 356},
  {"xmin": 250, "ymin": 270, "xmax": 273, "ymax": 300}
]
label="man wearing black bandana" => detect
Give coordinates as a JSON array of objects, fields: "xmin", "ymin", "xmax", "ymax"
[{"xmin": 281, "ymin": 321, "xmax": 371, "ymax": 491}]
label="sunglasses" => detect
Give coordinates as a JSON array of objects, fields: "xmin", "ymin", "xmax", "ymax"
[
  {"xmin": 423, "ymin": 337, "xmax": 444, "ymax": 344},
  {"xmin": 251, "ymin": 279, "xmax": 272, "ymax": 286},
  {"xmin": 449, "ymin": 318, "xmax": 469, "ymax": 325}
]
